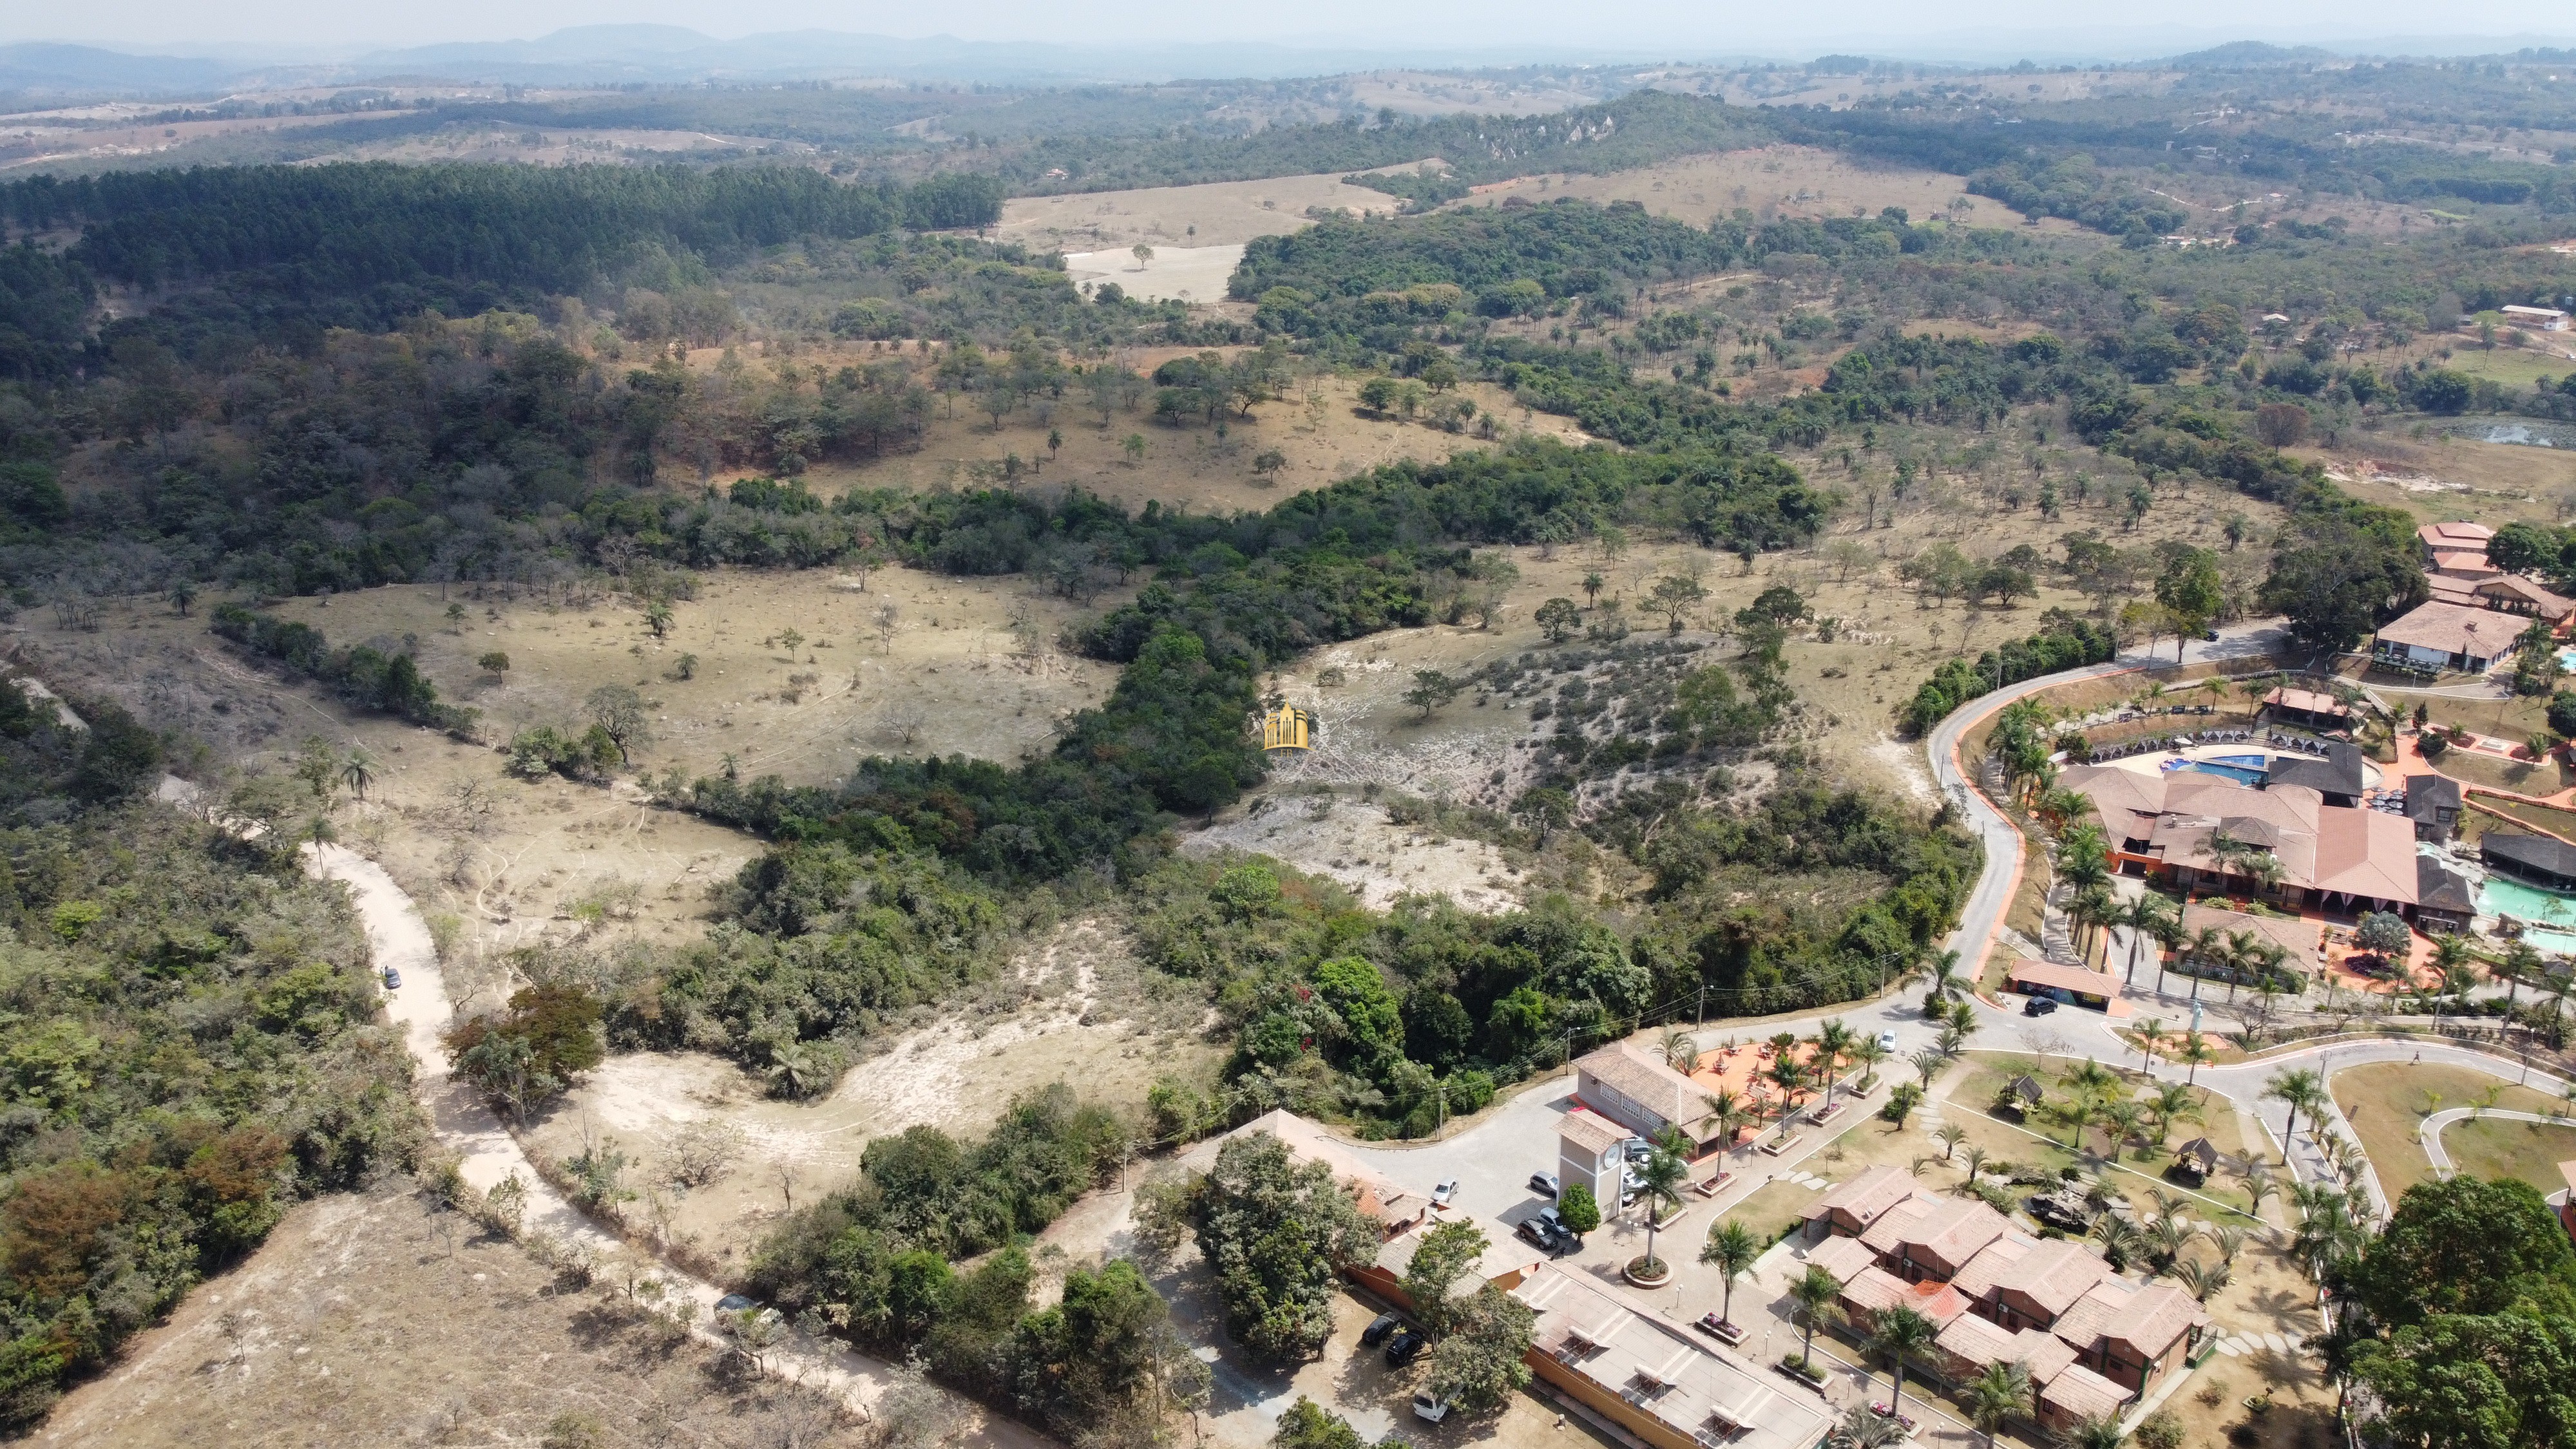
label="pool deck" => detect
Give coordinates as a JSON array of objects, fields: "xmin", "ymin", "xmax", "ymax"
[{"xmin": 2093, "ymin": 739, "xmax": 2387, "ymax": 791}]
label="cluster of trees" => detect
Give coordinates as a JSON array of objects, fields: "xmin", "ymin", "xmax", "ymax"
[
  {"xmin": 1967, "ymin": 156, "xmax": 2190, "ymax": 240},
  {"xmin": 0, "ymin": 685, "xmax": 418, "ymax": 1425},
  {"xmin": 1135, "ymin": 1132, "xmax": 1536, "ymax": 1415},
  {"xmin": 2329, "ymin": 1174, "xmax": 2576, "ymax": 1448},
  {"xmin": 1898, "ymin": 611, "xmax": 2119, "ymax": 735},
  {"xmin": 209, "ymin": 604, "xmax": 476, "ymax": 734},
  {"xmin": 745, "ymin": 1084, "xmax": 1206, "ymax": 1442}
]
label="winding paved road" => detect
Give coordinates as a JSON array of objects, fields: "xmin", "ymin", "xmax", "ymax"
[{"xmin": 1925, "ymin": 621, "xmax": 2290, "ymax": 981}]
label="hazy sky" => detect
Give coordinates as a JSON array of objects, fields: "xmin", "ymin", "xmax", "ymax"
[{"xmin": 14, "ymin": 0, "xmax": 2576, "ymax": 52}]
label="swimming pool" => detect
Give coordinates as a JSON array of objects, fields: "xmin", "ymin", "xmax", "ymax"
[
  {"xmin": 2163, "ymin": 752, "xmax": 2275, "ymax": 786},
  {"xmin": 2476, "ymin": 875, "xmax": 2576, "ymax": 953}
]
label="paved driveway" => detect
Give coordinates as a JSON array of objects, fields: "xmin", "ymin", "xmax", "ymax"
[{"xmin": 1339, "ymin": 994, "xmax": 1965, "ymax": 1228}]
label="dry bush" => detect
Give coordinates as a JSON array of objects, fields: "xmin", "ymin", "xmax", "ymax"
[{"xmin": 666, "ymin": 1119, "xmax": 749, "ymax": 1188}]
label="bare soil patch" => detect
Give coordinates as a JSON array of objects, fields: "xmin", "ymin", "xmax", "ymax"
[
  {"xmin": 1186, "ymin": 797, "xmax": 1524, "ymax": 913},
  {"xmin": 1062, "ymin": 242, "xmax": 1245, "ymax": 303},
  {"xmin": 519, "ymin": 918, "xmax": 1220, "ymax": 1267}
]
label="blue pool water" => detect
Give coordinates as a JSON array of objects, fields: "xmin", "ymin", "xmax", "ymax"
[
  {"xmin": 2180, "ymin": 761, "xmax": 2268, "ymax": 786},
  {"xmin": 2477, "ymin": 875, "xmax": 2576, "ymax": 954}
]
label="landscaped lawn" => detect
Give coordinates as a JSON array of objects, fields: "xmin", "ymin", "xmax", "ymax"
[
  {"xmin": 1717, "ymin": 1180, "xmax": 1828, "ymax": 1246},
  {"xmin": 2438, "ymin": 1117, "xmax": 2576, "ymax": 1196},
  {"xmin": 1953, "ymin": 1053, "xmax": 2279, "ymax": 1221},
  {"xmin": 2331, "ymin": 1061, "xmax": 2573, "ymax": 1197}
]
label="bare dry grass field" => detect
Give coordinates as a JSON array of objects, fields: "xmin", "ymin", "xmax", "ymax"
[
  {"xmin": 792, "ymin": 366, "xmax": 1590, "ymax": 515},
  {"xmin": 1447, "ymin": 146, "xmax": 2014, "ymax": 229},
  {"xmin": 995, "ymin": 166, "xmax": 1429, "ymax": 252},
  {"xmin": 12, "ymin": 561, "xmax": 1121, "ymax": 961},
  {"xmin": 37, "ymin": 1184, "xmax": 862, "ymax": 1449}
]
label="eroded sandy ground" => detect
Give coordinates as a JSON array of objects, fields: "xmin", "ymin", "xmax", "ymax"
[
  {"xmin": 1187, "ymin": 798, "xmax": 1524, "ymax": 913},
  {"xmin": 517, "ymin": 917, "xmax": 1221, "ymax": 1264}
]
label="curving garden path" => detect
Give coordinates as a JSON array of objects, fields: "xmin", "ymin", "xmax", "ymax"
[{"xmin": 2418, "ymin": 1106, "xmax": 2576, "ymax": 1178}]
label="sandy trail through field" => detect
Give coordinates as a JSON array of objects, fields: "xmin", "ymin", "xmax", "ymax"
[{"xmin": 300, "ymin": 837, "xmax": 1049, "ymax": 1446}]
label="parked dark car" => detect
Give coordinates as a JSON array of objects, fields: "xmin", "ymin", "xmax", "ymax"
[
  {"xmin": 382, "ymin": 967, "xmax": 401, "ymax": 990},
  {"xmin": 1384, "ymin": 1329, "xmax": 1427, "ymax": 1367},
  {"xmin": 1360, "ymin": 1312, "xmax": 1401, "ymax": 1348},
  {"xmin": 2023, "ymin": 996, "xmax": 2059, "ymax": 1016},
  {"xmin": 1518, "ymin": 1218, "xmax": 1572, "ymax": 1254}
]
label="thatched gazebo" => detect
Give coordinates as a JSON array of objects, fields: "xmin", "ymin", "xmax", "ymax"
[{"xmin": 2174, "ymin": 1137, "xmax": 2221, "ymax": 1183}]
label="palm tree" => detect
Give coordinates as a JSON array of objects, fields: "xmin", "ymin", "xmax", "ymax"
[
  {"xmin": 2174, "ymin": 1256, "xmax": 2231, "ymax": 1303},
  {"xmin": 1766, "ymin": 1056, "xmax": 1811, "ymax": 1137},
  {"xmin": 2121, "ymin": 895, "xmax": 2179, "ymax": 987},
  {"xmin": 1910, "ymin": 1047, "xmax": 1947, "ymax": 1091},
  {"xmin": 2242, "ymin": 853, "xmax": 2285, "ymax": 899},
  {"xmin": 1960, "ymin": 1145, "xmax": 1989, "ymax": 1185},
  {"xmin": 2133, "ymin": 1016, "xmax": 2168, "ymax": 1070},
  {"xmin": 2175, "ymin": 1030, "xmax": 2215, "ymax": 1086},
  {"xmin": 1658, "ymin": 1027, "xmax": 1701, "ymax": 1073},
  {"xmin": 1701, "ymin": 1220, "xmax": 1762, "ymax": 1329},
  {"xmin": 2209, "ymin": 1225, "xmax": 2248, "ymax": 1267},
  {"xmin": 767, "ymin": 1039, "xmax": 832, "ymax": 1099},
  {"xmin": 2184, "ymin": 925, "xmax": 2231, "ymax": 1004},
  {"xmin": 2200, "ymin": 827, "xmax": 2253, "ymax": 887},
  {"xmin": 1828, "ymin": 1406, "xmax": 1907, "ymax": 1449},
  {"xmin": 2264, "ymin": 1067, "xmax": 2325, "ymax": 1148},
  {"xmin": 339, "ymin": 749, "xmax": 377, "ymax": 802},
  {"xmin": 2060, "ymin": 1412, "xmax": 2128, "ymax": 1449},
  {"xmin": 1865, "ymin": 1306, "xmax": 1938, "ymax": 1421},
  {"xmin": 2068, "ymin": 883, "xmax": 2119, "ymax": 968},
  {"xmin": 1635, "ymin": 1147, "xmax": 1688, "ymax": 1273},
  {"xmin": 1922, "ymin": 949, "xmax": 1968, "ymax": 1013},
  {"xmin": 2242, "ymin": 1168, "xmax": 2282, "ymax": 1233},
  {"xmin": 1813, "ymin": 1019, "xmax": 1856, "ymax": 1110},
  {"xmin": 2090, "ymin": 1212, "xmax": 2143, "ymax": 1271},
  {"xmin": 2290, "ymin": 1186, "xmax": 2365, "ymax": 1285},
  {"xmin": 1936, "ymin": 1123, "xmax": 1967, "ymax": 1161},
  {"xmin": 2151, "ymin": 1082, "xmax": 2201, "ymax": 1146},
  {"xmin": 2146, "ymin": 1213, "xmax": 2199, "ymax": 1274},
  {"xmin": 1849, "ymin": 1033, "xmax": 1889, "ymax": 1084},
  {"xmin": 2497, "ymin": 940, "xmax": 2541, "ymax": 1009},
  {"xmin": 1789, "ymin": 1264, "xmax": 1842, "ymax": 1365},
  {"xmin": 2146, "ymin": 907, "xmax": 2188, "ymax": 996},
  {"xmin": 2101, "ymin": 1099, "xmax": 2146, "ymax": 1159},
  {"xmin": 1696, "ymin": 1088, "xmax": 1749, "ymax": 1152},
  {"xmin": 1966, "ymin": 1361, "xmax": 2034, "ymax": 1448}
]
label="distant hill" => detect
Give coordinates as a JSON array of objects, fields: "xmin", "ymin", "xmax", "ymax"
[
  {"xmin": 348, "ymin": 27, "xmax": 1639, "ymax": 85},
  {"xmin": 0, "ymin": 41, "xmax": 241, "ymax": 95},
  {"xmin": 2165, "ymin": 41, "xmax": 2341, "ymax": 68}
]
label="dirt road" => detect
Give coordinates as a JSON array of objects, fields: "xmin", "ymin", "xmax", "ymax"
[{"xmin": 303, "ymin": 844, "xmax": 1049, "ymax": 1446}]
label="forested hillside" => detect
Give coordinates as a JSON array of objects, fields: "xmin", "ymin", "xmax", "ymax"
[
  {"xmin": 0, "ymin": 681, "xmax": 421, "ymax": 1425},
  {"xmin": 0, "ymin": 163, "xmax": 1003, "ymax": 378}
]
